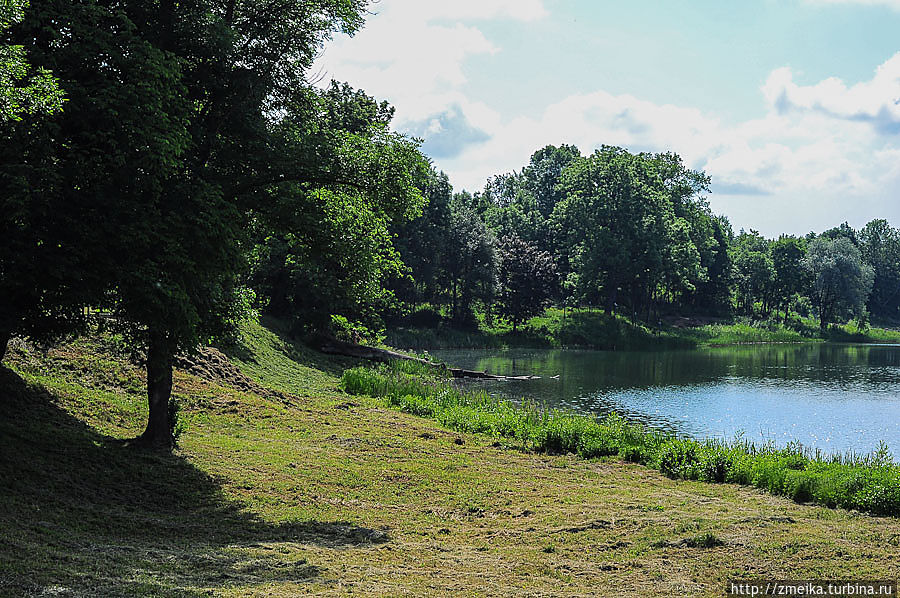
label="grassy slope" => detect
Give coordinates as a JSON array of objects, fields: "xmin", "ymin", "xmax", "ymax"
[
  {"xmin": 1, "ymin": 322, "xmax": 899, "ymax": 597},
  {"xmin": 386, "ymin": 308, "xmax": 900, "ymax": 351}
]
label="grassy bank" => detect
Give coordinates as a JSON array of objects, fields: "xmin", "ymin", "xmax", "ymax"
[
  {"xmin": 386, "ymin": 309, "xmax": 692, "ymax": 351},
  {"xmin": 3, "ymin": 320, "xmax": 900, "ymax": 596},
  {"xmin": 386, "ymin": 307, "xmax": 900, "ymax": 351},
  {"xmin": 341, "ymin": 363, "xmax": 900, "ymax": 516}
]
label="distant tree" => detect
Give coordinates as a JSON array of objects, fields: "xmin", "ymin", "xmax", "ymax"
[
  {"xmin": 482, "ymin": 145, "xmax": 581, "ymax": 297},
  {"xmin": 858, "ymin": 219, "xmax": 900, "ymax": 319},
  {"xmin": 731, "ymin": 230, "xmax": 775, "ymax": 316},
  {"xmin": 521, "ymin": 144, "xmax": 582, "ymax": 219},
  {"xmin": 770, "ymin": 236, "xmax": 808, "ymax": 323},
  {"xmin": 661, "ymin": 217, "xmax": 705, "ymax": 303},
  {"xmin": 446, "ymin": 192, "xmax": 497, "ymax": 327},
  {"xmin": 496, "ymin": 236, "xmax": 557, "ymax": 332},
  {"xmin": 691, "ymin": 215, "xmax": 734, "ymax": 314},
  {"xmin": 391, "ymin": 167, "xmax": 455, "ymax": 311},
  {"xmin": 553, "ymin": 146, "xmax": 712, "ymax": 319},
  {"xmin": 820, "ymin": 222, "xmax": 859, "ymax": 246},
  {"xmin": 802, "ymin": 237, "xmax": 874, "ymax": 331}
]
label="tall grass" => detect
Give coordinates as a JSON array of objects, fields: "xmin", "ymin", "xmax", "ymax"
[{"xmin": 341, "ymin": 365, "xmax": 900, "ymax": 516}]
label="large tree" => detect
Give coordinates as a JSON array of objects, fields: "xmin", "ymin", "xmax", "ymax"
[{"xmin": 5, "ymin": 0, "xmax": 368, "ymax": 446}]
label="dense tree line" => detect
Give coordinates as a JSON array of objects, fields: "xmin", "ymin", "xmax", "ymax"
[
  {"xmin": 388, "ymin": 145, "xmax": 895, "ymax": 337},
  {"xmin": 3, "ymin": 0, "xmax": 900, "ymax": 448}
]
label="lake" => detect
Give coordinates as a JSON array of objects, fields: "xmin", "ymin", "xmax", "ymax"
[{"xmin": 429, "ymin": 344, "xmax": 900, "ymax": 458}]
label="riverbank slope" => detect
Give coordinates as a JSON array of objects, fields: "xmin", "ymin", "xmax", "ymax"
[
  {"xmin": 386, "ymin": 308, "xmax": 900, "ymax": 351},
  {"xmin": 1, "ymin": 320, "xmax": 898, "ymax": 596}
]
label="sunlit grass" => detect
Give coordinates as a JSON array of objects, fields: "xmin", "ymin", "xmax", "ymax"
[{"xmin": 342, "ymin": 364, "xmax": 900, "ymax": 516}]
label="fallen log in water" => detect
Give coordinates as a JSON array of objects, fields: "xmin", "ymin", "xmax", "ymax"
[{"xmin": 313, "ymin": 335, "xmax": 540, "ymax": 380}]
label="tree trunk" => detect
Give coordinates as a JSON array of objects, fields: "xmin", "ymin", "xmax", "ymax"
[
  {"xmin": 139, "ymin": 328, "xmax": 174, "ymax": 448},
  {"xmin": 0, "ymin": 328, "xmax": 10, "ymax": 362}
]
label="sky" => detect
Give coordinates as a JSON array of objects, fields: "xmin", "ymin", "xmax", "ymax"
[{"xmin": 312, "ymin": 0, "xmax": 900, "ymax": 237}]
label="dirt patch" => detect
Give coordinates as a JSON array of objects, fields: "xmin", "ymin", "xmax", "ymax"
[
  {"xmin": 663, "ymin": 315, "xmax": 725, "ymax": 328},
  {"xmin": 176, "ymin": 347, "xmax": 294, "ymax": 404}
]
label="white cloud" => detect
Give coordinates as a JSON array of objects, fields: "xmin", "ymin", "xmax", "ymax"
[
  {"xmin": 313, "ymin": 0, "xmax": 545, "ymax": 121},
  {"xmin": 762, "ymin": 57, "xmax": 900, "ymax": 133},
  {"xmin": 315, "ymin": 1, "xmax": 900, "ymax": 235}
]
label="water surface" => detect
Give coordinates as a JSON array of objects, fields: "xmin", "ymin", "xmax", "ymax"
[{"xmin": 429, "ymin": 344, "xmax": 900, "ymax": 457}]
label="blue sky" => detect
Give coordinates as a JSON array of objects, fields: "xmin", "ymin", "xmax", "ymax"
[{"xmin": 314, "ymin": 0, "xmax": 900, "ymax": 236}]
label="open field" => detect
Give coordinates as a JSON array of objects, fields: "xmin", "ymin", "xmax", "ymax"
[{"xmin": 1, "ymin": 320, "xmax": 899, "ymax": 596}]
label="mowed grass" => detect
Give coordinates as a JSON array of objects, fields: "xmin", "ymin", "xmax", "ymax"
[
  {"xmin": 0, "ymin": 321, "xmax": 899, "ymax": 597},
  {"xmin": 341, "ymin": 365, "xmax": 900, "ymax": 516}
]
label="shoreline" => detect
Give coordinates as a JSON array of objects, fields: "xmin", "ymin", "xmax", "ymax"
[
  {"xmin": 342, "ymin": 361, "xmax": 900, "ymax": 517},
  {"xmin": 384, "ymin": 311, "xmax": 900, "ymax": 352}
]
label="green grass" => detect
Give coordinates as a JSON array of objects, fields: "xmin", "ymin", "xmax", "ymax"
[
  {"xmin": 341, "ymin": 364, "xmax": 900, "ymax": 516},
  {"xmin": 677, "ymin": 321, "xmax": 814, "ymax": 345},
  {"xmin": 3, "ymin": 320, "xmax": 900, "ymax": 596}
]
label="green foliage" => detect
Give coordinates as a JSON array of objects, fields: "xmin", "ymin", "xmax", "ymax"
[
  {"xmin": 251, "ymin": 83, "xmax": 429, "ymax": 334},
  {"xmin": 444, "ymin": 192, "xmax": 498, "ymax": 326},
  {"xmin": 771, "ymin": 236, "xmax": 809, "ymax": 317},
  {"xmin": 329, "ymin": 314, "xmax": 384, "ymax": 346},
  {"xmin": 803, "ymin": 237, "xmax": 874, "ymax": 330},
  {"xmin": 495, "ymin": 236, "xmax": 557, "ymax": 331},
  {"xmin": 858, "ymin": 219, "xmax": 900, "ymax": 319},
  {"xmin": 730, "ymin": 230, "xmax": 776, "ymax": 316},
  {"xmin": 0, "ymin": 0, "xmax": 64, "ymax": 121},
  {"xmin": 167, "ymin": 397, "xmax": 186, "ymax": 444},
  {"xmin": 342, "ymin": 364, "xmax": 900, "ymax": 516},
  {"xmin": 2, "ymin": 0, "xmax": 372, "ymax": 442},
  {"xmin": 552, "ymin": 146, "xmax": 716, "ymax": 315},
  {"xmin": 527, "ymin": 308, "xmax": 692, "ymax": 349}
]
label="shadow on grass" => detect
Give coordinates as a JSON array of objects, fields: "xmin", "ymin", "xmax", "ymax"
[{"xmin": 0, "ymin": 367, "xmax": 386, "ymax": 597}]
